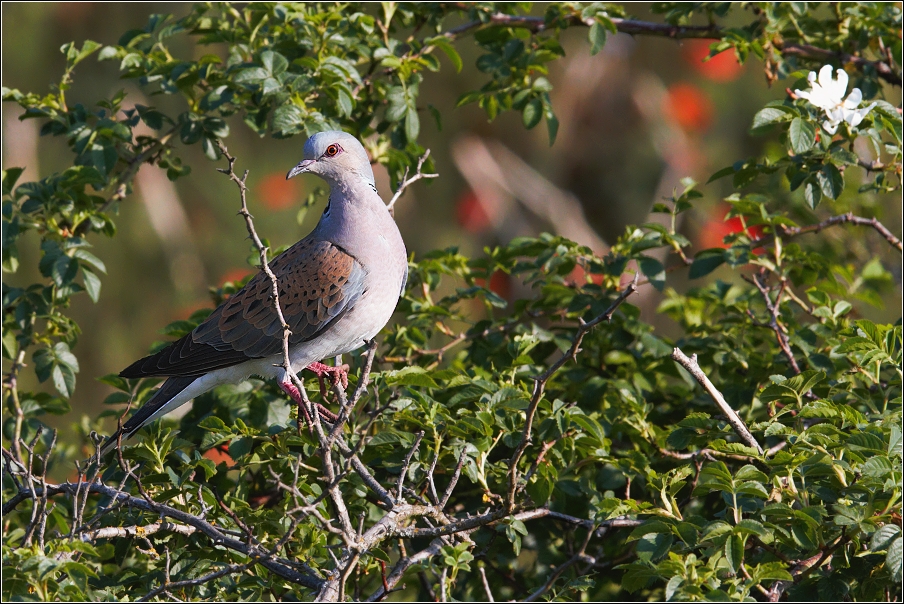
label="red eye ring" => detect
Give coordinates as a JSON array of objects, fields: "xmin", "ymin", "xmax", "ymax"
[{"xmin": 325, "ymin": 144, "xmax": 340, "ymax": 157}]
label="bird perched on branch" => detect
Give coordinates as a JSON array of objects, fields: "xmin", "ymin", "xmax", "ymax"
[{"xmin": 102, "ymin": 131, "xmax": 408, "ymax": 455}]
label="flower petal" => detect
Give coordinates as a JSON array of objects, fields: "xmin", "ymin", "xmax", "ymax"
[
  {"xmin": 822, "ymin": 120, "xmax": 839, "ymax": 135},
  {"xmin": 817, "ymin": 65, "xmax": 835, "ymax": 90},
  {"xmin": 831, "ymin": 68, "xmax": 850, "ymax": 101},
  {"xmin": 842, "ymin": 87, "xmax": 862, "ymax": 108}
]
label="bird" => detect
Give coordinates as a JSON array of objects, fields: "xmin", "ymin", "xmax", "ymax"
[{"xmin": 101, "ymin": 131, "xmax": 408, "ymax": 456}]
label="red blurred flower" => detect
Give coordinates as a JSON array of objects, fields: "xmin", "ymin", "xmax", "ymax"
[
  {"xmin": 456, "ymin": 190, "xmax": 491, "ymax": 233},
  {"xmin": 204, "ymin": 444, "xmax": 235, "ymax": 467},
  {"xmin": 258, "ymin": 172, "xmax": 298, "ymax": 211},
  {"xmin": 568, "ymin": 264, "xmax": 604, "ymax": 286},
  {"xmin": 475, "ymin": 270, "xmax": 511, "ymax": 300},
  {"xmin": 699, "ymin": 203, "xmax": 765, "ymax": 250},
  {"xmin": 682, "ymin": 40, "xmax": 744, "ymax": 82},
  {"xmin": 663, "ymin": 83, "xmax": 714, "ymax": 133}
]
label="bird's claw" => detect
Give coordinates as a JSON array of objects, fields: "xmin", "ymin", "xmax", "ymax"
[{"xmin": 306, "ymin": 361, "xmax": 350, "ymax": 399}]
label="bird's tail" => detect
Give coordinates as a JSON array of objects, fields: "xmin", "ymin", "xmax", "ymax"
[{"xmin": 100, "ymin": 376, "xmax": 198, "ymax": 458}]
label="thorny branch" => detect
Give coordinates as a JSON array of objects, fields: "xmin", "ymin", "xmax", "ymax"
[
  {"xmin": 747, "ymin": 212, "xmax": 903, "ymax": 253},
  {"xmin": 745, "ymin": 271, "xmax": 804, "ymax": 377}
]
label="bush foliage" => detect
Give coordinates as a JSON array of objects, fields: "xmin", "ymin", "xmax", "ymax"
[{"xmin": 2, "ymin": 2, "xmax": 902, "ymax": 601}]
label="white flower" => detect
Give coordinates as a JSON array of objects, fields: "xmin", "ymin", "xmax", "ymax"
[{"xmin": 794, "ymin": 65, "xmax": 877, "ymax": 135}]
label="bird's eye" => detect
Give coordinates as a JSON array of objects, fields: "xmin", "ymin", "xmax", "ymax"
[{"xmin": 325, "ymin": 144, "xmax": 340, "ymax": 157}]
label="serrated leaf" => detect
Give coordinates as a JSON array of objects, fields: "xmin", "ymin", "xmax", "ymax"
[
  {"xmin": 888, "ymin": 537, "xmax": 903, "ymax": 583},
  {"xmin": 789, "ymin": 118, "xmax": 815, "ymax": 154},
  {"xmin": 725, "ymin": 534, "xmax": 744, "ymax": 574},
  {"xmin": 871, "ymin": 525, "xmax": 901, "ymax": 551},
  {"xmin": 751, "ymin": 107, "xmax": 789, "ymax": 130}
]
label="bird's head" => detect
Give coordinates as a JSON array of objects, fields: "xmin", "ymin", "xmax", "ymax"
[{"xmin": 286, "ymin": 131, "xmax": 376, "ymax": 189}]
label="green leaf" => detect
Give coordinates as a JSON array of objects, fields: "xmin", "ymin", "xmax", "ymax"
[
  {"xmin": 522, "ymin": 98, "xmax": 541, "ymax": 129},
  {"xmin": 889, "ymin": 537, "xmax": 903, "ymax": 583},
  {"xmin": 871, "ymin": 525, "xmax": 901, "ymax": 551},
  {"xmin": 817, "ymin": 163, "xmax": 844, "ymax": 199},
  {"xmin": 82, "ymin": 269, "xmax": 102, "ymax": 303},
  {"xmin": 405, "ymin": 105, "xmax": 420, "ymax": 142},
  {"xmin": 725, "ymin": 534, "xmax": 744, "ymax": 574},
  {"xmin": 788, "ymin": 117, "xmax": 816, "ymax": 154},
  {"xmin": 689, "ymin": 248, "xmax": 725, "ymax": 279},
  {"xmin": 337, "ymin": 88, "xmax": 353, "ymax": 118},
  {"xmin": 751, "ymin": 107, "xmax": 789, "ymax": 131},
  {"xmin": 544, "ymin": 103, "xmax": 559, "ymax": 145},
  {"xmin": 430, "ymin": 37, "xmax": 462, "ymax": 72},
  {"xmin": 803, "ymin": 178, "xmax": 822, "ymax": 209},
  {"xmin": 589, "ymin": 21, "xmax": 607, "ymax": 56},
  {"xmin": 385, "ymin": 366, "xmax": 438, "ymax": 388},
  {"xmin": 638, "ymin": 256, "xmax": 665, "ymax": 291}
]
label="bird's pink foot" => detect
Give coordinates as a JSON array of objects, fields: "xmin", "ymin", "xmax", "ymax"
[
  {"xmin": 278, "ymin": 380, "xmax": 338, "ymax": 433},
  {"xmin": 305, "ymin": 361, "xmax": 350, "ymax": 399}
]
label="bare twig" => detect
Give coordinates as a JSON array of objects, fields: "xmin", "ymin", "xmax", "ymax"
[
  {"xmin": 138, "ymin": 562, "xmax": 254, "ymax": 602},
  {"xmin": 81, "ymin": 521, "xmax": 198, "ymax": 541},
  {"xmin": 397, "ymin": 431, "xmax": 424, "ymax": 501},
  {"xmin": 524, "ymin": 527, "xmax": 596, "ymax": 602},
  {"xmin": 365, "ymin": 538, "xmax": 446, "ymax": 602},
  {"xmin": 671, "ymin": 348, "xmax": 764, "ymax": 455},
  {"xmin": 479, "ymin": 566, "xmax": 495, "ymax": 602},
  {"xmin": 440, "ymin": 450, "xmax": 467, "ymax": 510},
  {"xmin": 385, "ymin": 150, "xmax": 438, "ymax": 213}
]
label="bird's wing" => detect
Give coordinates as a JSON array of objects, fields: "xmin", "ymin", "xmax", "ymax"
[{"xmin": 120, "ymin": 238, "xmax": 366, "ymax": 378}]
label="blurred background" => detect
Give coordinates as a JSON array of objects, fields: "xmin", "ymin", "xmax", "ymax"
[{"xmin": 3, "ymin": 3, "xmax": 901, "ymax": 431}]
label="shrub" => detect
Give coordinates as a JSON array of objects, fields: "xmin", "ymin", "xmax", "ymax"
[{"xmin": 3, "ymin": 3, "xmax": 901, "ymax": 601}]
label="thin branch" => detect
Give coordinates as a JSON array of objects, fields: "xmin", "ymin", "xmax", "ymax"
[
  {"xmin": 215, "ymin": 140, "xmax": 312, "ymax": 423},
  {"xmin": 81, "ymin": 521, "xmax": 198, "ymax": 541},
  {"xmin": 138, "ymin": 562, "xmax": 254, "ymax": 602},
  {"xmin": 442, "ymin": 13, "xmax": 720, "ymax": 41},
  {"xmin": 365, "ymin": 538, "xmax": 446, "ymax": 602},
  {"xmin": 779, "ymin": 42, "xmax": 901, "ymax": 86},
  {"xmin": 671, "ymin": 348, "xmax": 764, "ymax": 455},
  {"xmin": 385, "ymin": 150, "xmax": 438, "ymax": 213},
  {"xmin": 397, "ymin": 431, "xmax": 424, "ymax": 501},
  {"xmin": 479, "ymin": 566, "xmax": 495, "ymax": 602},
  {"xmin": 440, "ymin": 11, "xmax": 899, "ymax": 85},
  {"xmin": 439, "ymin": 450, "xmax": 467, "ymax": 510},
  {"xmin": 8, "ymin": 480, "xmax": 323, "ymax": 589},
  {"xmin": 524, "ymin": 537, "xmax": 596, "ymax": 602},
  {"xmin": 747, "ymin": 212, "xmax": 903, "ymax": 253},
  {"xmin": 506, "ymin": 274, "xmax": 639, "ymax": 509},
  {"xmin": 745, "ymin": 273, "xmax": 802, "ymax": 376},
  {"xmin": 74, "ymin": 127, "xmax": 179, "ymax": 237}
]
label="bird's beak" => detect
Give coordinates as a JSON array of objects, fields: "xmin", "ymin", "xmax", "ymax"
[{"xmin": 286, "ymin": 159, "xmax": 315, "ymax": 180}]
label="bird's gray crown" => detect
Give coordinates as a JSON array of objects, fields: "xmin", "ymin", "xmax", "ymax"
[{"xmin": 288, "ymin": 130, "xmax": 375, "ymax": 188}]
